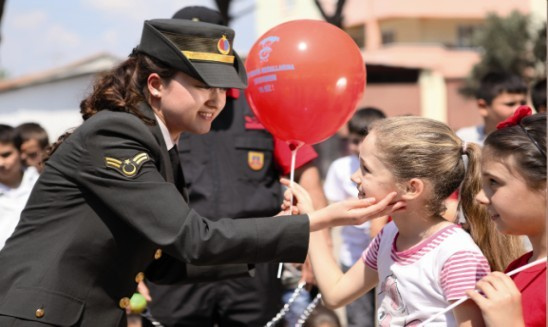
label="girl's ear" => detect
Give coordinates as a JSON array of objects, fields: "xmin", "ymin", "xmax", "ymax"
[
  {"xmin": 147, "ymin": 73, "xmax": 163, "ymax": 98},
  {"xmin": 400, "ymin": 178, "xmax": 424, "ymax": 200}
]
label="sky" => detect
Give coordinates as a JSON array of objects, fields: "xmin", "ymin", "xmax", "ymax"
[{"xmin": 0, "ymin": 0, "xmax": 257, "ymax": 78}]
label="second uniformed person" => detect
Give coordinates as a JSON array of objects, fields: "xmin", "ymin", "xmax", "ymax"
[{"xmin": 0, "ymin": 18, "xmax": 399, "ymax": 327}]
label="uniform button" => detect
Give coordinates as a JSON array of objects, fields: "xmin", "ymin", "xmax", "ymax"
[
  {"xmin": 35, "ymin": 308, "xmax": 45, "ymax": 318},
  {"xmin": 119, "ymin": 297, "xmax": 130, "ymax": 309},
  {"xmin": 135, "ymin": 272, "xmax": 145, "ymax": 283},
  {"xmin": 154, "ymin": 249, "xmax": 162, "ymax": 260}
]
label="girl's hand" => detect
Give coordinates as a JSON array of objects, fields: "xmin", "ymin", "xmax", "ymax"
[
  {"xmin": 276, "ymin": 206, "xmax": 300, "ymax": 216},
  {"xmin": 466, "ymin": 272, "xmax": 524, "ymax": 327},
  {"xmin": 280, "ymin": 178, "xmax": 315, "ymax": 214},
  {"xmin": 310, "ymin": 191, "xmax": 404, "ymax": 232}
]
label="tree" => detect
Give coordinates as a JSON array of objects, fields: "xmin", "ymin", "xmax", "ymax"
[
  {"xmin": 313, "ymin": 0, "xmax": 347, "ymax": 28},
  {"xmin": 214, "ymin": 0, "xmax": 254, "ymax": 26},
  {"xmin": 0, "ymin": 0, "xmax": 6, "ymax": 45},
  {"xmin": 461, "ymin": 11, "xmax": 546, "ymax": 96},
  {"xmin": 533, "ymin": 23, "xmax": 546, "ymax": 76}
]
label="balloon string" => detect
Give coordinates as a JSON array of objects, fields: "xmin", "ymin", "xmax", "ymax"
[
  {"xmin": 418, "ymin": 257, "xmax": 547, "ymax": 326},
  {"xmin": 277, "ymin": 147, "xmax": 299, "ymax": 279},
  {"xmin": 289, "ymin": 147, "xmax": 297, "ymax": 214}
]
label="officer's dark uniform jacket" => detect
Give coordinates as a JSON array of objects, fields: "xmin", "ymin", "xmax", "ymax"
[{"xmin": 0, "ymin": 103, "xmax": 309, "ymax": 327}]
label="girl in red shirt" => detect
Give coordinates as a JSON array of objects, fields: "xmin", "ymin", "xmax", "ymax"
[{"xmin": 469, "ymin": 107, "xmax": 546, "ymax": 327}]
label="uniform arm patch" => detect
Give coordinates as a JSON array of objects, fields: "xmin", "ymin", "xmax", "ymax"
[{"xmin": 105, "ymin": 152, "xmax": 150, "ymax": 177}]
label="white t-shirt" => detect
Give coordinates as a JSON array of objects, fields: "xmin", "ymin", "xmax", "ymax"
[
  {"xmin": 0, "ymin": 166, "xmax": 39, "ymax": 250},
  {"xmin": 455, "ymin": 125, "xmax": 485, "ymax": 147},
  {"xmin": 362, "ymin": 222, "xmax": 490, "ymax": 327},
  {"xmin": 323, "ymin": 155, "xmax": 371, "ymax": 267}
]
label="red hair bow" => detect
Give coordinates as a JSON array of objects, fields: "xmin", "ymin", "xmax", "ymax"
[{"xmin": 496, "ymin": 105, "xmax": 533, "ymax": 129}]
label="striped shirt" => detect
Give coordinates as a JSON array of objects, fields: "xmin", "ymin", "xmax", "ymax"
[{"xmin": 362, "ymin": 222, "xmax": 489, "ymax": 326}]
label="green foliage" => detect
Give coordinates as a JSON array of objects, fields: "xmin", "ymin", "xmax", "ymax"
[
  {"xmin": 0, "ymin": 68, "xmax": 8, "ymax": 80},
  {"xmin": 461, "ymin": 11, "xmax": 546, "ymax": 97}
]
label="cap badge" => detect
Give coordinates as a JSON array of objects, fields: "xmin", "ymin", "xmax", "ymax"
[
  {"xmin": 248, "ymin": 151, "xmax": 264, "ymax": 171},
  {"xmin": 105, "ymin": 152, "xmax": 150, "ymax": 177},
  {"xmin": 217, "ymin": 35, "xmax": 230, "ymax": 55}
]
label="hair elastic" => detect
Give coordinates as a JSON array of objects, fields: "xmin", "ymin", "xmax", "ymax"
[{"xmin": 461, "ymin": 141, "xmax": 468, "ymax": 154}]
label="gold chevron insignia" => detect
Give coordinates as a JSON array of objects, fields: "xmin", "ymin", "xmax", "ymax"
[{"xmin": 104, "ymin": 152, "xmax": 150, "ymax": 177}]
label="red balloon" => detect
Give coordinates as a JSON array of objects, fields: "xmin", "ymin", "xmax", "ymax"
[{"xmin": 245, "ymin": 20, "xmax": 366, "ymax": 146}]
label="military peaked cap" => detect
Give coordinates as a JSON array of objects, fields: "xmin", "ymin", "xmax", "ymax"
[{"xmin": 135, "ymin": 19, "xmax": 247, "ymax": 89}]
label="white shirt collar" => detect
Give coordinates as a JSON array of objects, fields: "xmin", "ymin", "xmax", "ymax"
[
  {"xmin": 0, "ymin": 166, "xmax": 39, "ymax": 196},
  {"xmin": 154, "ymin": 114, "xmax": 179, "ymax": 150}
]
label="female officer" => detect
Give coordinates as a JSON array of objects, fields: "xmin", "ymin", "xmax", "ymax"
[{"xmin": 0, "ymin": 19, "xmax": 399, "ymax": 326}]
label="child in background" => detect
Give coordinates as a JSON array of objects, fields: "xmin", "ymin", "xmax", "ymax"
[
  {"xmin": 0, "ymin": 124, "xmax": 40, "ymax": 250},
  {"xmin": 468, "ymin": 108, "xmax": 546, "ymax": 326},
  {"xmin": 323, "ymin": 107, "xmax": 388, "ymax": 327},
  {"xmin": 456, "ymin": 72, "xmax": 527, "ymax": 146},
  {"xmin": 289, "ymin": 116, "xmax": 491, "ymax": 326},
  {"xmin": 14, "ymin": 122, "xmax": 50, "ymax": 173}
]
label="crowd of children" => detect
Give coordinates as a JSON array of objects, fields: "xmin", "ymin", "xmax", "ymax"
[{"xmin": 0, "ymin": 122, "xmax": 48, "ymax": 250}]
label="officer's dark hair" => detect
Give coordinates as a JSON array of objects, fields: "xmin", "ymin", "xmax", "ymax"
[
  {"xmin": 484, "ymin": 112, "xmax": 546, "ymax": 191},
  {"xmin": 15, "ymin": 122, "xmax": 50, "ymax": 149},
  {"xmin": 531, "ymin": 78, "xmax": 546, "ymax": 113},
  {"xmin": 0, "ymin": 124, "xmax": 22, "ymax": 151},
  {"xmin": 347, "ymin": 107, "xmax": 386, "ymax": 136},
  {"xmin": 475, "ymin": 71, "xmax": 527, "ymax": 105},
  {"xmin": 46, "ymin": 53, "xmax": 178, "ymax": 160},
  {"xmin": 80, "ymin": 53, "xmax": 177, "ymax": 122}
]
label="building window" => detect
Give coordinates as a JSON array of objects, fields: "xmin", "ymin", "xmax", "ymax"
[
  {"xmin": 381, "ymin": 30, "xmax": 395, "ymax": 44},
  {"xmin": 457, "ymin": 25, "xmax": 478, "ymax": 48},
  {"xmin": 344, "ymin": 24, "xmax": 365, "ymax": 48}
]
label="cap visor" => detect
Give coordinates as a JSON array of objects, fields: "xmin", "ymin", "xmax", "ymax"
[{"xmin": 193, "ymin": 61, "xmax": 247, "ymax": 89}]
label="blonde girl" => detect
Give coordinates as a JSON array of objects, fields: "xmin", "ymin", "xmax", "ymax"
[{"xmin": 288, "ymin": 116, "xmax": 492, "ymax": 326}]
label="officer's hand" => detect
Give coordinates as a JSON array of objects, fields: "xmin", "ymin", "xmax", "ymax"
[
  {"xmin": 308, "ymin": 192, "xmax": 405, "ymax": 232},
  {"xmin": 126, "ymin": 281, "xmax": 152, "ymax": 315},
  {"xmin": 137, "ymin": 281, "xmax": 152, "ymax": 302}
]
